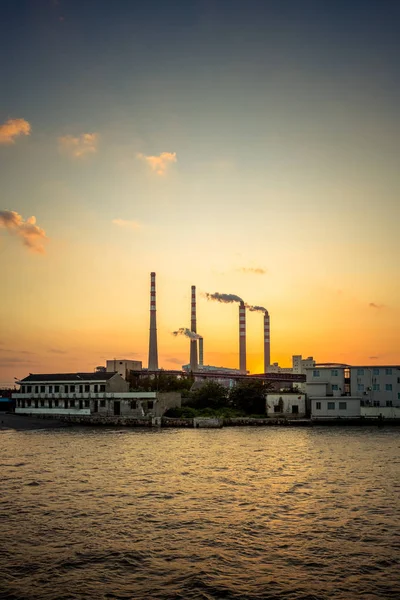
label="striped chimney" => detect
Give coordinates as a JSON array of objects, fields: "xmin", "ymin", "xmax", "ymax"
[
  {"xmin": 264, "ymin": 311, "xmax": 270, "ymax": 373},
  {"xmin": 198, "ymin": 337, "xmax": 204, "ymax": 367},
  {"xmin": 189, "ymin": 285, "xmax": 198, "ymax": 372},
  {"xmin": 239, "ymin": 301, "xmax": 246, "ymax": 374},
  {"xmin": 148, "ymin": 272, "xmax": 159, "ymax": 370}
]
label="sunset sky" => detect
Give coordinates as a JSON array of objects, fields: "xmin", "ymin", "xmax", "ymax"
[{"xmin": 1, "ymin": 0, "xmax": 399, "ymax": 385}]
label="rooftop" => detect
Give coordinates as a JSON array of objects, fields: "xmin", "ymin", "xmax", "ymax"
[{"xmin": 19, "ymin": 372, "xmax": 118, "ymax": 383}]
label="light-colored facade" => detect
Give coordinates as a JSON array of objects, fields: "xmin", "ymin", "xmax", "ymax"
[
  {"xmin": 266, "ymin": 393, "xmax": 306, "ymax": 418},
  {"xmin": 106, "ymin": 359, "xmax": 142, "ymax": 379},
  {"xmin": 13, "ymin": 372, "xmax": 180, "ymax": 418},
  {"xmin": 306, "ymin": 365, "xmax": 400, "ymax": 420}
]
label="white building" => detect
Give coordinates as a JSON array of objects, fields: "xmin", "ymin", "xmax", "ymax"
[
  {"xmin": 266, "ymin": 393, "xmax": 307, "ymax": 418},
  {"xmin": 13, "ymin": 372, "xmax": 180, "ymax": 418},
  {"xmin": 106, "ymin": 359, "xmax": 142, "ymax": 379},
  {"xmin": 306, "ymin": 365, "xmax": 400, "ymax": 420}
]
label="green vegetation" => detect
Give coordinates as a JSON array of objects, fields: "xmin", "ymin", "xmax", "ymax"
[{"xmin": 128, "ymin": 371, "xmax": 194, "ymax": 393}]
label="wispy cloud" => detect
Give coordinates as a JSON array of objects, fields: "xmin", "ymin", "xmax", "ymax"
[
  {"xmin": 58, "ymin": 133, "xmax": 99, "ymax": 158},
  {"xmin": 238, "ymin": 267, "xmax": 266, "ymax": 275},
  {"xmin": 0, "ymin": 118, "xmax": 31, "ymax": 145},
  {"xmin": 369, "ymin": 356, "xmax": 380, "ymax": 359},
  {"xmin": 112, "ymin": 218, "xmax": 141, "ymax": 230},
  {"xmin": 0, "ymin": 210, "xmax": 48, "ymax": 254},
  {"xmin": 166, "ymin": 357, "xmax": 185, "ymax": 366},
  {"xmin": 137, "ymin": 151, "xmax": 177, "ymax": 175},
  {"xmin": 47, "ymin": 348, "xmax": 67, "ymax": 354},
  {"xmin": 369, "ymin": 302, "xmax": 385, "ymax": 309}
]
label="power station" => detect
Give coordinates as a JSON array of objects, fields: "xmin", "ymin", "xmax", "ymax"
[{"xmin": 147, "ymin": 272, "xmax": 271, "ymax": 374}]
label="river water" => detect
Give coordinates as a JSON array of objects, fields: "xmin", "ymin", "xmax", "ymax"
[{"xmin": 1, "ymin": 427, "xmax": 399, "ymax": 600}]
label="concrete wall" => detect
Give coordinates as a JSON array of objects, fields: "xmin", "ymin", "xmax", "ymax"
[
  {"xmin": 15, "ymin": 407, "xmax": 90, "ymax": 416},
  {"xmin": 306, "ymin": 368, "xmax": 346, "ymax": 395},
  {"xmin": 361, "ymin": 406, "xmax": 400, "ymax": 419},
  {"xmin": 311, "ymin": 397, "xmax": 361, "ymax": 419},
  {"xmin": 106, "ymin": 360, "xmax": 142, "ymax": 379},
  {"xmin": 106, "ymin": 374, "xmax": 129, "ymax": 392},
  {"xmin": 266, "ymin": 394, "xmax": 306, "ymax": 417},
  {"xmin": 155, "ymin": 392, "xmax": 181, "ymax": 416}
]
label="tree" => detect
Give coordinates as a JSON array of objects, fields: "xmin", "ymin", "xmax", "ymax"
[
  {"xmin": 189, "ymin": 381, "xmax": 229, "ymax": 410},
  {"xmin": 229, "ymin": 379, "xmax": 272, "ymax": 415}
]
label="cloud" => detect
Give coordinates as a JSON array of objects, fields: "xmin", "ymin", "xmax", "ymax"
[
  {"xmin": 58, "ymin": 133, "xmax": 99, "ymax": 158},
  {"xmin": 0, "ymin": 118, "xmax": 31, "ymax": 145},
  {"xmin": 369, "ymin": 302, "xmax": 385, "ymax": 309},
  {"xmin": 137, "ymin": 151, "xmax": 177, "ymax": 175},
  {"xmin": 0, "ymin": 210, "xmax": 48, "ymax": 254},
  {"xmin": 47, "ymin": 348, "xmax": 67, "ymax": 354},
  {"xmin": 112, "ymin": 218, "xmax": 141, "ymax": 230},
  {"xmin": 369, "ymin": 356, "xmax": 379, "ymax": 359},
  {"xmin": 238, "ymin": 267, "xmax": 266, "ymax": 275}
]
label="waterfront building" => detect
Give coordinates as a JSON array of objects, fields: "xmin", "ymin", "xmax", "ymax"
[
  {"xmin": 106, "ymin": 359, "xmax": 142, "ymax": 379},
  {"xmin": 13, "ymin": 372, "xmax": 180, "ymax": 418},
  {"xmin": 266, "ymin": 393, "xmax": 307, "ymax": 418},
  {"xmin": 306, "ymin": 365, "xmax": 400, "ymax": 420}
]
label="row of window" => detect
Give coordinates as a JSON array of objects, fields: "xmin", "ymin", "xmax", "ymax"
[
  {"xmin": 313, "ymin": 368, "xmax": 395, "ymax": 378},
  {"xmin": 17, "ymin": 399, "xmax": 154, "ymax": 410},
  {"xmin": 315, "ymin": 401, "xmax": 348, "ymax": 410},
  {"xmin": 20, "ymin": 384, "xmax": 106, "ymax": 394},
  {"xmin": 357, "ymin": 384, "xmax": 395, "ymax": 392}
]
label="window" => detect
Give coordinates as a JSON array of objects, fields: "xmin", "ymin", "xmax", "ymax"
[
  {"xmin": 316, "ymin": 402, "xmax": 321, "ymax": 410},
  {"xmin": 339, "ymin": 402, "xmax": 347, "ymax": 410},
  {"xmin": 357, "ymin": 369, "xmax": 364, "ymax": 376},
  {"xmin": 332, "ymin": 384, "xmax": 338, "ymax": 391},
  {"xmin": 385, "ymin": 368, "xmax": 392, "ymax": 375},
  {"xmin": 398, "ymin": 393, "xmax": 400, "ymax": 400},
  {"xmin": 292, "ymin": 405, "xmax": 299, "ymax": 414},
  {"xmin": 35, "ymin": 400, "xmax": 39, "ymax": 408},
  {"xmin": 55, "ymin": 385, "xmax": 59, "ymax": 392},
  {"xmin": 373, "ymin": 401, "xmax": 380, "ymax": 407},
  {"xmin": 70, "ymin": 385, "xmax": 75, "ymax": 393},
  {"xmin": 357, "ymin": 384, "xmax": 364, "ymax": 392},
  {"xmin": 94, "ymin": 384, "xmax": 98, "ymax": 393},
  {"xmin": 327, "ymin": 402, "xmax": 335, "ymax": 410},
  {"xmin": 20, "ymin": 386, "xmax": 25, "ymax": 394},
  {"xmin": 48, "ymin": 386, "xmax": 52, "ymax": 393},
  {"xmin": 313, "ymin": 370, "xmax": 320, "ymax": 377},
  {"xmin": 274, "ymin": 405, "xmax": 281, "ymax": 413},
  {"xmin": 40, "ymin": 386, "xmax": 45, "ymax": 393},
  {"xmin": 27, "ymin": 399, "xmax": 31, "ymax": 407},
  {"xmin": 84, "ymin": 400, "xmax": 90, "ymax": 407},
  {"xmin": 79, "ymin": 385, "xmax": 83, "ymax": 393},
  {"xmin": 100, "ymin": 384, "xmax": 106, "ymax": 392},
  {"xmin": 64, "ymin": 400, "xmax": 68, "ymax": 408},
  {"xmin": 27, "ymin": 385, "xmax": 32, "ymax": 393},
  {"xmin": 130, "ymin": 401, "xmax": 137, "ymax": 410},
  {"xmin": 40, "ymin": 400, "xmax": 44, "ymax": 407},
  {"xmin": 386, "ymin": 401, "xmax": 393, "ymax": 407},
  {"xmin": 85, "ymin": 384, "xmax": 90, "ymax": 393},
  {"xmin": 385, "ymin": 384, "xmax": 392, "ymax": 391},
  {"xmin": 148, "ymin": 401, "xmax": 154, "ymax": 410},
  {"xmin": 373, "ymin": 368, "xmax": 380, "ymax": 375},
  {"xmin": 331, "ymin": 369, "xmax": 338, "ymax": 376},
  {"xmin": 35, "ymin": 386, "xmax": 38, "ymax": 393},
  {"xmin": 54, "ymin": 400, "xmax": 59, "ymax": 407},
  {"xmin": 100, "ymin": 400, "xmax": 106, "ymax": 407},
  {"xmin": 373, "ymin": 384, "xmax": 380, "ymax": 391}
]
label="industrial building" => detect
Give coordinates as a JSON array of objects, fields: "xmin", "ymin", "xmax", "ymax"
[
  {"xmin": 306, "ymin": 365, "xmax": 400, "ymax": 420},
  {"xmin": 106, "ymin": 359, "xmax": 142, "ymax": 379},
  {"xmin": 13, "ymin": 372, "xmax": 180, "ymax": 418}
]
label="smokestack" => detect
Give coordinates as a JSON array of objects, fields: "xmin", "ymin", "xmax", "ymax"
[
  {"xmin": 239, "ymin": 301, "xmax": 246, "ymax": 374},
  {"xmin": 148, "ymin": 272, "xmax": 159, "ymax": 370},
  {"xmin": 264, "ymin": 311, "xmax": 270, "ymax": 372},
  {"xmin": 189, "ymin": 285, "xmax": 198, "ymax": 372},
  {"xmin": 198, "ymin": 337, "xmax": 204, "ymax": 367}
]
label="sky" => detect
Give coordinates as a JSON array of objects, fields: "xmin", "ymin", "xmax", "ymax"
[{"xmin": 1, "ymin": 0, "xmax": 399, "ymax": 385}]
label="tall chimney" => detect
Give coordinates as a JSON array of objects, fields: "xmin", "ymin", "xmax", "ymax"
[
  {"xmin": 148, "ymin": 272, "xmax": 159, "ymax": 371},
  {"xmin": 189, "ymin": 285, "xmax": 198, "ymax": 372},
  {"xmin": 239, "ymin": 301, "xmax": 246, "ymax": 374},
  {"xmin": 198, "ymin": 337, "xmax": 204, "ymax": 367},
  {"xmin": 264, "ymin": 311, "xmax": 270, "ymax": 373}
]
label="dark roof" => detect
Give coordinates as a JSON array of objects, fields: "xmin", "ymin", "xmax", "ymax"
[{"xmin": 20, "ymin": 372, "xmax": 118, "ymax": 383}]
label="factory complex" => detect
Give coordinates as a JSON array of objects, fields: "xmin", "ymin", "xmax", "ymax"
[{"xmin": 12, "ymin": 272, "xmax": 400, "ymax": 424}]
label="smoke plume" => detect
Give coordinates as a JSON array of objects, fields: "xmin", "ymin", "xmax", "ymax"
[
  {"xmin": 172, "ymin": 328, "xmax": 201, "ymax": 340},
  {"xmin": 205, "ymin": 292, "xmax": 243, "ymax": 304},
  {"xmin": 246, "ymin": 304, "xmax": 267, "ymax": 313}
]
